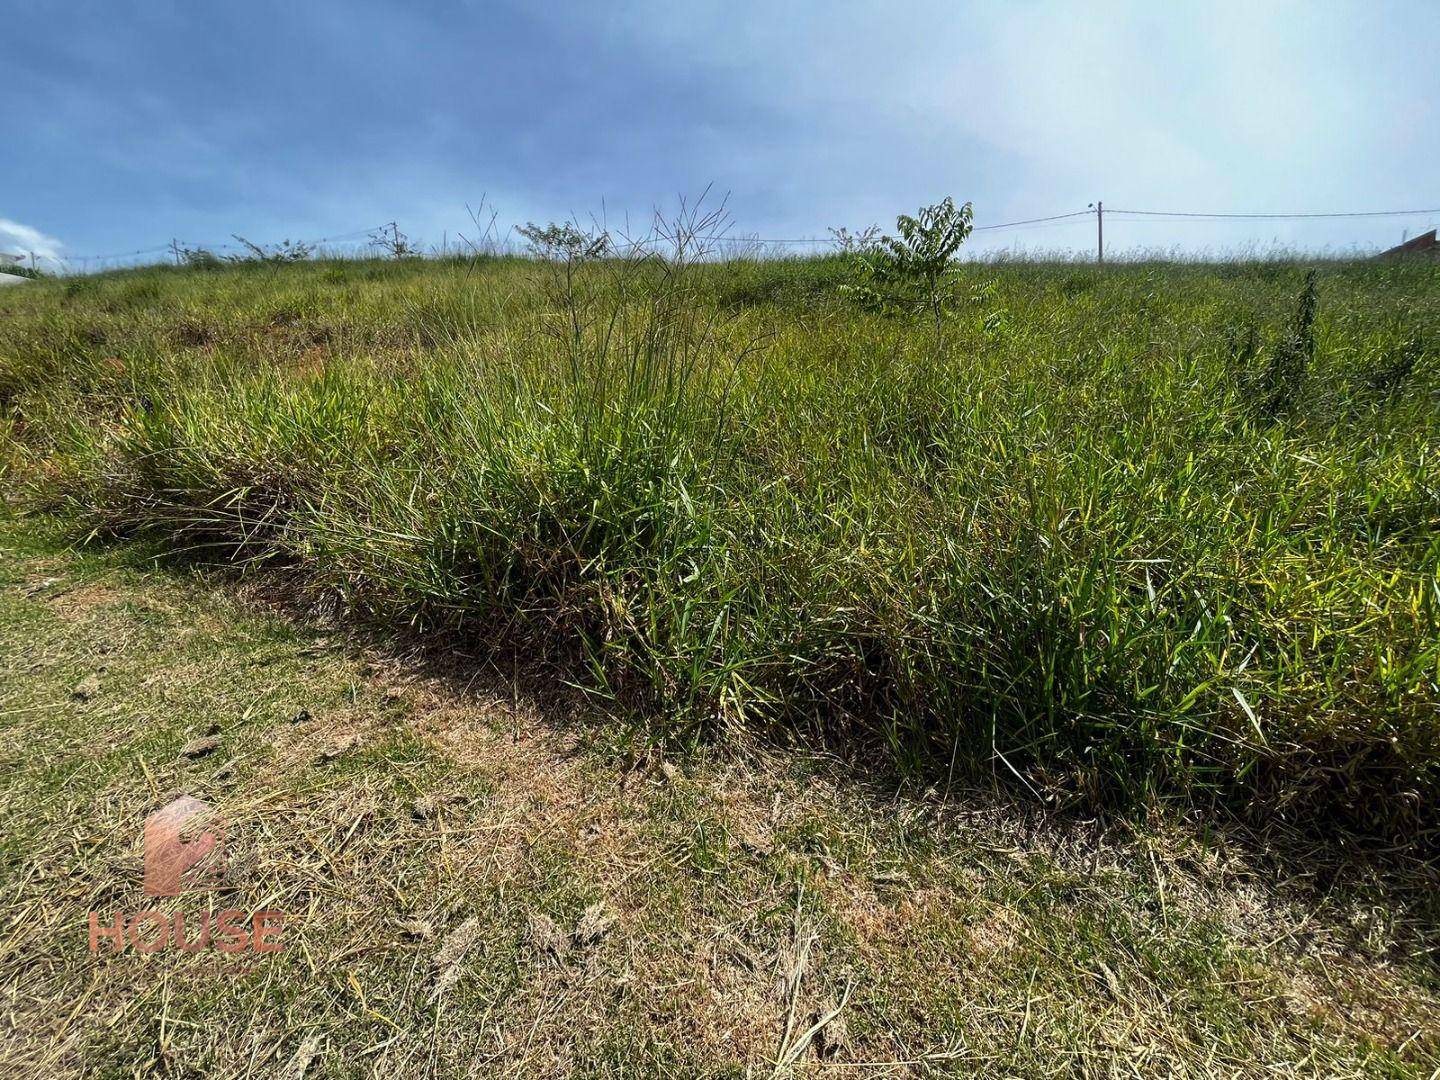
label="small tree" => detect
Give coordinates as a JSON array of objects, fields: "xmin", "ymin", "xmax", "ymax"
[
  {"xmin": 827, "ymin": 224, "xmax": 881, "ymax": 254},
  {"xmin": 841, "ymin": 197, "xmax": 974, "ymax": 338},
  {"xmin": 516, "ymin": 221, "xmax": 613, "ymax": 383},
  {"xmin": 180, "ymin": 246, "xmax": 224, "ymax": 270},
  {"xmin": 516, "ymin": 221, "xmax": 610, "ymax": 262},
  {"xmin": 368, "ymin": 222, "xmax": 419, "ymax": 259}
]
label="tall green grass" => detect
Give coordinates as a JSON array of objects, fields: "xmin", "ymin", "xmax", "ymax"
[{"xmin": 2, "ymin": 251, "xmax": 1437, "ymax": 835}]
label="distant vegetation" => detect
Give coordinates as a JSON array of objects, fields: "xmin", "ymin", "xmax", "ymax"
[{"xmin": 2, "ymin": 201, "xmax": 1437, "ymax": 840}]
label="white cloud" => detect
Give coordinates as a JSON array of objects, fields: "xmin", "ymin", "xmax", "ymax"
[{"xmin": 0, "ymin": 218, "xmax": 65, "ymax": 267}]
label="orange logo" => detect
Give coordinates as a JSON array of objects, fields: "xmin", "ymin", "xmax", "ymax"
[
  {"xmin": 89, "ymin": 796, "xmax": 287, "ymax": 955},
  {"xmin": 143, "ymin": 796, "xmax": 224, "ymax": 897}
]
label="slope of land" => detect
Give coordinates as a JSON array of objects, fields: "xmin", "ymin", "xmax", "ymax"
[
  {"xmin": 1, "ymin": 252, "xmax": 1439, "ymax": 1073},
  {"xmin": 1, "ymin": 514, "xmax": 1437, "ymax": 1077},
  {"xmin": 2, "ymin": 255, "xmax": 1438, "ymax": 835}
]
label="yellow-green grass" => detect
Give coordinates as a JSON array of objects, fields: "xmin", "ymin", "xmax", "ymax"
[{"xmin": 1, "ymin": 253, "xmax": 1437, "ymax": 837}]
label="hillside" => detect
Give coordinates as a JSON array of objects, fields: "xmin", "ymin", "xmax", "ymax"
[
  {"xmin": 3, "ymin": 250, "xmax": 1439, "ymax": 1073},
  {"xmin": 4, "ymin": 253, "xmax": 1438, "ymax": 828}
]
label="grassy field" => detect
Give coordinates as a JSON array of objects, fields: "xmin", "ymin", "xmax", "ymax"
[
  {"xmin": 2, "ymin": 242, "xmax": 1439, "ymax": 1074},
  {"xmin": 2, "ymin": 248, "xmax": 1437, "ymax": 838}
]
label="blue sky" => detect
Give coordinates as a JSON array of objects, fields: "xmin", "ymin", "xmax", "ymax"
[{"xmin": 4, "ymin": 1, "xmax": 1438, "ymax": 267}]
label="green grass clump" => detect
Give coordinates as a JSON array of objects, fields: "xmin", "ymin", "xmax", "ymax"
[{"xmin": 2, "ymin": 250, "xmax": 1438, "ymax": 835}]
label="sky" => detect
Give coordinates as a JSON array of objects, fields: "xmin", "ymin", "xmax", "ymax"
[{"xmin": 3, "ymin": 1, "xmax": 1439, "ymax": 269}]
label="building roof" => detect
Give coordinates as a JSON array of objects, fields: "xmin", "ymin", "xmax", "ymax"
[{"xmin": 1377, "ymin": 229, "xmax": 1439, "ymax": 259}]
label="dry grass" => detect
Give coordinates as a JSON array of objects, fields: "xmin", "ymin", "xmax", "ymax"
[{"xmin": 0, "ymin": 513, "xmax": 1437, "ymax": 1077}]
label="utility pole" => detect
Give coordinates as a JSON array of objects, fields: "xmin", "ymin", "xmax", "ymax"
[
  {"xmin": 1087, "ymin": 202, "xmax": 1104, "ymax": 264},
  {"xmin": 170, "ymin": 239, "xmax": 181, "ymax": 266}
]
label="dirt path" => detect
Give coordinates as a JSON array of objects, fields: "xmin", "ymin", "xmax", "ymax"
[{"xmin": 1, "ymin": 515, "xmax": 1436, "ymax": 1077}]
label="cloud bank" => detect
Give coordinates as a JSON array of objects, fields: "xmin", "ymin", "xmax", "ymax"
[
  {"xmin": 0, "ymin": 219, "xmax": 64, "ymax": 266},
  {"xmin": 2, "ymin": 1, "xmax": 1437, "ymax": 259}
]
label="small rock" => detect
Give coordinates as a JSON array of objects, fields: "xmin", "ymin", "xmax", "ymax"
[
  {"xmin": 179, "ymin": 735, "xmax": 222, "ymax": 760},
  {"xmin": 526, "ymin": 911, "xmax": 570, "ymax": 963},
  {"xmin": 314, "ymin": 733, "xmax": 361, "ymax": 764},
  {"xmin": 813, "ymin": 999, "xmax": 850, "ymax": 1060},
  {"xmin": 397, "ymin": 917, "xmax": 434, "ymax": 940},
  {"xmin": 72, "ymin": 674, "xmax": 102, "ymax": 701},
  {"xmin": 572, "ymin": 901, "xmax": 615, "ymax": 948}
]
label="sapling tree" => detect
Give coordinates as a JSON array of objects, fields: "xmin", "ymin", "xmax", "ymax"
[
  {"xmin": 516, "ymin": 222, "xmax": 611, "ymax": 263},
  {"xmin": 517, "ymin": 220, "xmax": 613, "ymax": 376},
  {"xmin": 827, "ymin": 224, "xmax": 882, "ymax": 254},
  {"xmin": 840, "ymin": 196, "xmax": 974, "ymax": 341}
]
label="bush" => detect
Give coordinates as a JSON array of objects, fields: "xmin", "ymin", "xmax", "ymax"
[
  {"xmin": 840, "ymin": 196, "xmax": 974, "ymax": 337},
  {"xmin": 1254, "ymin": 269, "xmax": 1318, "ymax": 417},
  {"xmin": 228, "ymin": 236, "xmax": 314, "ymax": 264}
]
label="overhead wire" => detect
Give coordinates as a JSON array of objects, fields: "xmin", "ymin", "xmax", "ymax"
[{"xmin": 42, "ymin": 204, "xmax": 1440, "ymax": 267}]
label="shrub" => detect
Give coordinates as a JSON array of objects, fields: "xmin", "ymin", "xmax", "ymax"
[
  {"xmin": 180, "ymin": 247, "xmax": 225, "ymax": 270},
  {"xmin": 1365, "ymin": 329, "xmax": 1425, "ymax": 395},
  {"xmin": 368, "ymin": 222, "xmax": 421, "ymax": 259},
  {"xmin": 1254, "ymin": 269, "xmax": 1318, "ymax": 417},
  {"xmin": 840, "ymin": 197, "xmax": 974, "ymax": 338},
  {"xmin": 228, "ymin": 235, "xmax": 314, "ymax": 264}
]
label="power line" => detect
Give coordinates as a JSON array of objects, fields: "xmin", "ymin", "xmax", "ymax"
[
  {"xmin": 65, "ymin": 225, "xmax": 393, "ymax": 262},
  {"xmin": 973, "ymin": 210, "xmax": 1093, "ymax": 231},
  {"xmin": 1111, "ymin": 207, "xmax": 1440, "ymax": 221},
  {"xmin": 58, "ymin": 212, "xmax": 1099, "ymax": 263},
  {"xmin": 45, "ymin": 203, "xmax": 1440, "ymax": 268},
  {"xmin": 63, "ymin": 243, "xmax": 174, "ymax": 262},
  {"xmin": 693, "ymin": 210, "xmax": 1096, "ymax": 243}
]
